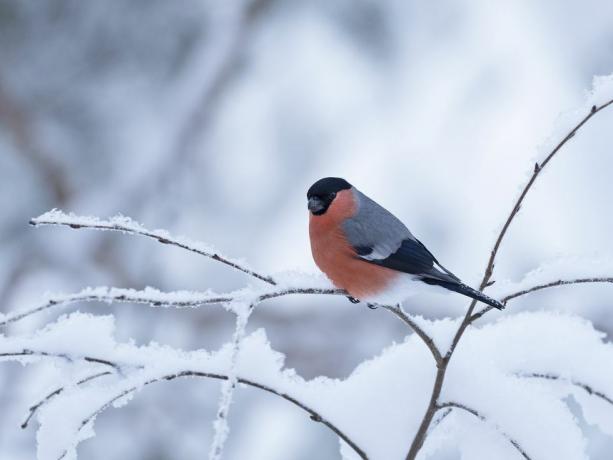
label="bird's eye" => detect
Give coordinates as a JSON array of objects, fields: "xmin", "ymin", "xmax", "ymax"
[{"xmin": 329, "ymin": 192, "xmax": 336, "ymax": 200}]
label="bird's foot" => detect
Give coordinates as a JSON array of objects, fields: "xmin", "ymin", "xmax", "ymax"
[
  {"xmin": 346, "ymin": 296, "xmax": 361, "ymax": 304},
  {"xmin": 367, "ymin": 303, "xmax": 378, "ymax": 310}
]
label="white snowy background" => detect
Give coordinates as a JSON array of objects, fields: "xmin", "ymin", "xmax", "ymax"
[{"xmin": 1, "ymin": 1, "xmax": 613, "ymax": 459}]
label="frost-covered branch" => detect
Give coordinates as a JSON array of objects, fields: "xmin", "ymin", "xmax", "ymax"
[
  {"xmin": 405, "ymin": 97, "xmax": 613, "ymax": 460},
  {"xmin": 521, "ymin": 372, "xmax": 613, "ymax": 406},
  {"xmin": 0, "ymin": 285, "xmax": 344, "ymax": 328},
  {"xmin": 437, "ymin": 402, "xmax": 532, "ymax": 460},
  {"xmin": 0, "ymin": 287, "xmax": 235, "ymax": 328},
  {"xmin": 21, "ymin": 371, "xmax": 113, "ymax": 429},
  {"xmin": 30, "ymin": 210, "xmax": 276, "ymax": 285},
  {"xmin": 0, "ymin": 350, "xmax": 121, "ymax": 373},
  {"xmin": 479, "ymin": 98, "xmax": 613, "ymax": 292},
  {"xmin": 380, "ymin": 305, "xmax": 443, "ymax": 364},
  {"xmin": 58, "ymin": 370, "xmax": 369, "ymax": 460}
]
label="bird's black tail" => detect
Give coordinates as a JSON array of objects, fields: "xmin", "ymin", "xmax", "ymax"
[{"xmin": 422, "ymin": 278, "xmax": 505, "ymax": 310}]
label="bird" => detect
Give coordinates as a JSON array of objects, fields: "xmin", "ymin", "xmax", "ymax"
[{"xmin": 307, "ymin": 177, "xmax": 504, "ymax": 310}]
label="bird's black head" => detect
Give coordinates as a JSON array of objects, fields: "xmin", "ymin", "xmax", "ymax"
[{"xmin": 307, "ymin": 177, "xmax": 352, "ymax": 215}]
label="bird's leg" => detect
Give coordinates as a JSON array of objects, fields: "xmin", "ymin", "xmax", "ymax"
[{"xmin": 345, "ymin": 295, "xmax": 378, "ymax": 310}]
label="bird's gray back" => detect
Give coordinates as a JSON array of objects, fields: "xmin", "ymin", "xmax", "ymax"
[{"xmin": 342, "ymin": 188, "xmax": 415, "ymax": 260}]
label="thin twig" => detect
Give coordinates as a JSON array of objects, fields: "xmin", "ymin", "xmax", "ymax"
[
  {"xmin": 21, "ymin": 371, "xmax": 112, "ymax": 429},
  {"xmin": 57, "ymin": 370, "xmax": 369, "ymax": 460},
  {"xmin": 0, "ymin": 286, "xmax": 343, "ymax": 328},
  {"xmin": 471, "ymin": 276, "xmax": 613, "ymax": 321},
  {"xmin": 404, "ymin": 98, "xmax": 613, "ymax": 460},
  {"xmin": 480, "ymin": 98, "xmax": 613, "ymax": 291},
  {"xmin": 380, "ymin": 305, "xmax": 443, "ymax": 364},
  {"xmin": 437, "ymin": 402, "xmax": 532, "ymax": 460},
  {"xmin": 520, "ymin": 372, "xmax": 613, "ymax": 406},
  {"xmin": 0, "ymin": 350, "xmax": 121, "ymax": 372},
  {"xmin": 0, "ymin": 288, "xmax": 234, "ymax": 328},
  {"xmin": 30, "ymin": 212, "xmax": 276, "ymax": 285}
]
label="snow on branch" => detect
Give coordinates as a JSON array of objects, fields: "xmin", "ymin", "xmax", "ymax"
[
  {"xmin": 5, "ymin": 311, "xmax": 613, "ymax": 460},
  {"xmin": 405, "ymin": 88, "xmax": 613, "ymax": 459},
  {"xmin": 436, "ymin": 402, "xmax": 532, "ymax": 460},
  {"xmin": 8, "ymin": 80, "xmax": 613, "ymax": 460},
  {"xmin": 30, "ymin": 210, "xmax": 276, "ymax": 285}
]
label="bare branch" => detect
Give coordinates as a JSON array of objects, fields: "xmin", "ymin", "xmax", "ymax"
[
  {"xmin": 437, "ymin": 402, "xmax": 532, "ymax": 460},
  {"xmin": 30, "ymin": 211, "xmax": 276, "ymax": 285},
  {"xmin": 480, "ymin": 98, "xmax": 613, "ymax": 291},
  {"xmin": 470, "ymin": 276, "xmax": 613, "ymax": 321},
  {"xmin": 21, "ymin": 371, "xmax": 112, "ymax": 429},
  {"xmin": 380, "ymin": 305, "xmax": 443, "ymax": 364},
  {"xmin": 405, "ymin": 99, "xmax": 613, "ymax": 460},
  {"xmin": 520, "ymin": 372, "xmax": 613, "ymax": 406},
  {"xmin": 57, "ymin": 370, "xmax": 369, "ymax": 460}
]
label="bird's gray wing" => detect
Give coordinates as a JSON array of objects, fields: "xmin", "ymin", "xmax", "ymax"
[{"xmin": 343, "ymin": 189, "xmax": 459, "ymax": 281}]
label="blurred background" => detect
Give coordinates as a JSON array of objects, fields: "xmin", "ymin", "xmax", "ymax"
[{"xmin": 1, "ymin": 0, "xmax": 613, "ymax": 458}]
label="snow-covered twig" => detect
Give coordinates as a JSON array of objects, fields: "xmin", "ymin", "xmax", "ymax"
[
  {"xmin": 471, "ymin": 276, "xmax": 613, "ymax": 320},
  {"xmin": 21, "ymin": 371, "xmax": 113, "ymax": 429},
  {"xmin": 0, "ymin": 349, "xmax": 121, "ymax": 373},
  {"xmin": 0, "ymin": 287, "xmax": 233, "ymax": 328},
  {"xmin": 57, "ymin": 369, "xmax": 369, "ymax": 460},
  {"xmin": 437, "ymin": 402, "xmax": 532, "ymax": 460},
  {"xmin": 208, "ymin": 303, "xmax": 253, "ymax": 460},
  {"xmin": 521, "ymin": 372, "xmax": 613, "ymax": 406},
  {"xmin": 380, "ymin": 305, "xmax": 443, "ymax": 364},
  {"xmin": 405, "ymin": 98, "xmax": 613, "ymax": 460},
  {"xmin": 0, "ymin": 286, "xmax": 343, "ymax": 329},
  {"xmin": 30, "ymin": 210, "xmax": 276, "ymax": 285}
]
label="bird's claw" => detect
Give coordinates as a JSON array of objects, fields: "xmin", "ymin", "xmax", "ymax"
[
  {"xmin": 367, "ymin": 303, "xmax": 378, "ymax": 310},
  {"xmin": 346, "ymin": 296, "xmax": 361, "ymax": 304}
]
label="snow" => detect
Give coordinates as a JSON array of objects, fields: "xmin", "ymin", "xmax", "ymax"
[
  {"xmin": 208, "ymin": 302, "xmax": 253, "ymax": 460},
  {"xmin": 2, "ymin": 308, "xmax": 613, "ymax": 460}
]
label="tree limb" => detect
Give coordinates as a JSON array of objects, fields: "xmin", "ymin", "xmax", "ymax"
[
  {"xmin": 380, "ymin": 305, "xmax": 443, "ymax": 365},
  {"xmin": 404, "ymin": 98, "xmax": 613, "ymax": 460},
  {"xmin": 21, "ymin": 371, "xmax": 112, "ymax": 429},
  {"xmin": 471, "ymin": 276, "xmax": 613, "ymax": 321},
  {"xmin": 56, "ymin": 370, "xmax": 369, "ymax": 460},
  {"xmin": 29, "ymin": 211, "xmax": 276, "ymax": 285},
  {"xmin": 437, "ymin": 402, "xmax": 532, "ymax": 460},
  {"xmin": 0, "ymin": 350, "xmax": 122, "ymax": 373},
  {"xmin": 520, "ymin": 372, "xmax": 613, "ymax": 406}
]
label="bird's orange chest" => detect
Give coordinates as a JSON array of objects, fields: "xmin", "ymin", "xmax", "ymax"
[
  {"xmin": 309, "ymin": 190, "xmax": 356, "ymax": 274},
  {"xmin": 308, "ymin": 190, "xmax": 398, "ymax": 298}
]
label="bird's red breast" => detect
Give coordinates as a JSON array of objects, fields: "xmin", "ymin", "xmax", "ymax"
[{"xmin": 309, "ymin": 189, "xmax": 399, "ymax": 300}]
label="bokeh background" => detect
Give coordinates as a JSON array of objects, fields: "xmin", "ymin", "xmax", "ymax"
[{"xmin": 1, "ymin": 0, "xmax": 613, "ymax": 458}]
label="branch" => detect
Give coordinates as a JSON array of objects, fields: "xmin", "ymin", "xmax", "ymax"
[
  {"xmin": 57, "ymin": 370, "xmax": 369, "ymax": 460},
  {"xmin": 380, "ymin": 305, "xmax": 443, "ymax": 364},
  {"xmin": 437, "ymin": 402, "xmax": 532, "ymax": 460},
  {"xmin": 0, "ymin": 286, "xmax": 344, "ymax": 328},
  {"xmin": 21, "ymin": 371, "xmax": 112, "ymax": 429},
  {"xmin": 520, "ymin": 372, "xmax": 613, "ymax": 406},
  {"xmin": 30, "ymin": 210, "xmax": 276, "ymax": 285},
  {"xmin": 0, "ymin": 349, "xmax": 121, "ymax": 373},
  {"xmin": 405, "ymin": 99, "xmax": 613, "ymax": 460},
  {"xmin": 0, "ymin": 287, "xmax": 235, "ymax": 328},
  {"xmin": 470, "ymin": 276, "xmax": 613, "ymax": 321},
  {"xmin": 1, "ymin": 284, "xmax": 444, "ymax": 367},
  {"xmin": 480, "ymin": 98, "xmax": 613, "ymax": 290}
]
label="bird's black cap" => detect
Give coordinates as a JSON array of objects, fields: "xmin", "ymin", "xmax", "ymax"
[{"xmin": 307, "ymin": 177, "xmax": 352, "ymax": 198}]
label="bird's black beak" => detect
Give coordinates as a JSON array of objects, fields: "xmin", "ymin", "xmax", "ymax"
[{"xmin": 308, "ymin": 196, "xmax": 325, "ymax": 214}]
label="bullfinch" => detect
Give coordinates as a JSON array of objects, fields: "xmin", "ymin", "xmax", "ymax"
[{"xmin": 307, "ymin": 177, "xmax": 503, "ymax": 310}]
